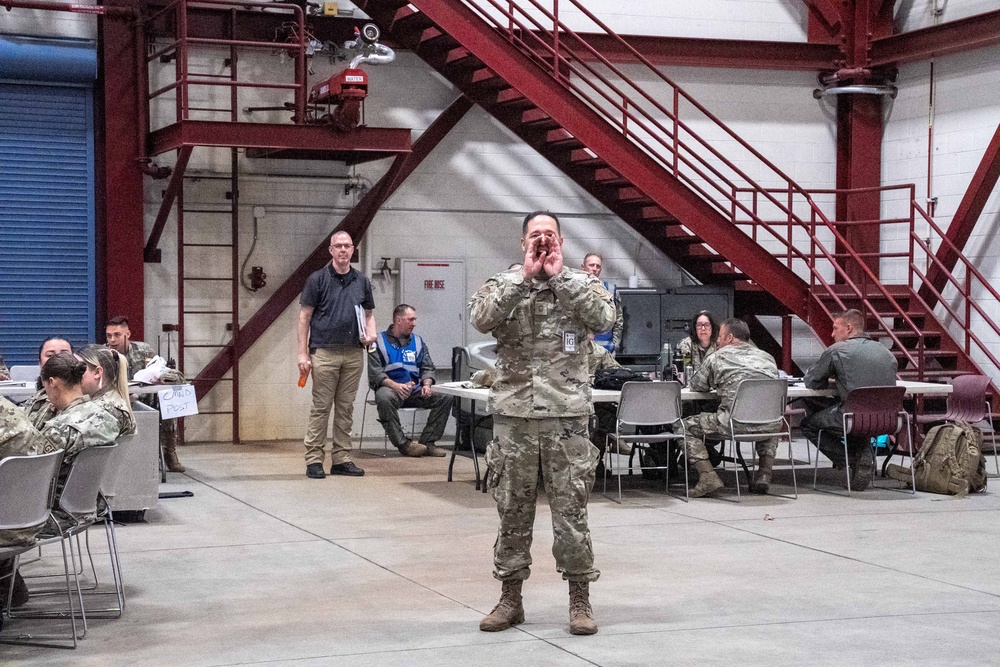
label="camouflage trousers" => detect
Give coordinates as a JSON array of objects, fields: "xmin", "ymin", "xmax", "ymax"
[
  {"xmin": 487, "ymin": 415, "xmax": 600, "ymax": 583},
  {"xmin": 682, "ymin": 412, "xmax": 779, "ymax": 463}
]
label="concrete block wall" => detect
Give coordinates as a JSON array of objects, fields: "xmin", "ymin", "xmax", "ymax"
[
  {"xmin": 896, "ymin": 0, "xmax": 998, "ymax": 32},
  {"xmin": 881, "ymin": 44, "xmax": 1000, "ymax": 374}
]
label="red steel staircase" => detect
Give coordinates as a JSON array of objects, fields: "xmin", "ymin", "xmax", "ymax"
[{"xmin": 354, "ymin": 0, "xmax": 1000, "ymax": 386}]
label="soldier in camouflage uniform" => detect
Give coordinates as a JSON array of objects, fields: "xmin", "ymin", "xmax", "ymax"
[
  {"xmin": 106, "ymin": 316, "xmax": 186, "ymax": 472},
  {"xmin": 0, "ymin": 354, "xmax": 118, "ymax": 612},
  {"xmin": 23, "ymin": 337, "xmax": 74, "ymax": 425},
  {"xmin": 470, "ymin": 212, "xmax": 614, "ymax": 636},
  {"xmin": 77, "ymin": 345, "xmax": 137, "ymax": 438},
  {"xmin": 684, "ymin": 318, "xmax": 781, "ymax": 498}
]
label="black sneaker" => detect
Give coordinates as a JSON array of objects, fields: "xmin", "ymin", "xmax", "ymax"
[
  {"xmin": 330, "ymin": 461, "xmax": 365, "ymax": 477},
  {"xmin": 848, "ymin": 446, "xmax": 874, "ymax": 491},
  {"xmin": 306, "ymin": 463, "xmax": 326, "ymax": 479}
]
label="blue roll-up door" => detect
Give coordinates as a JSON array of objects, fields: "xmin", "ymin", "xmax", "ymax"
[{"xmin": 0, "ymin": 83, "xmax": 95, "ymax": 365}]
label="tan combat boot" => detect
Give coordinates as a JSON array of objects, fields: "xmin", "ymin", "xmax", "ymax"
[
  {"xmin": 162, "ymin": 440, "xmax": 186, "ymax": 473},
  {"xmin": 751, "ymin": 454, "xmax": 774, "ymax": 495},
  {"xmin": 690, "ymin": 460, "xmax": 724, "ymax": 498},
  {"xmin": 568, "ymin": 581, "xmax": 598, "ymax": 635},
  {"xmin": 480, "ymin": 579, "xmax": 525, "ymax": 632}
]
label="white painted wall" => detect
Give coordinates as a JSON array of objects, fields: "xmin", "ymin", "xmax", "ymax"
[
  {"xmin": 882, "ymin": 44, "xmax": 1000, "ymax": 375},
  {"xmin": 896, "ymin": 0, "xmax": 998, "ymax": 32},
  {"xmin": 0, "ymin": 1, "xmax": 97, "ymax": 39}
]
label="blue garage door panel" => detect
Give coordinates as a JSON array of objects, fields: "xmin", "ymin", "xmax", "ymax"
[{"xmin": 0, "ymin": 83, "xmax": 95, "ymax": 366}]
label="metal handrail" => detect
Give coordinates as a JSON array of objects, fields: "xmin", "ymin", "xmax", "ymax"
[
  {"xmin": 453, "ymin": 0, "xmax": 925, "ymax": 369},
  {"xmin": 146, "ymin": 0, "xmax": 307, "ymax": 124}
]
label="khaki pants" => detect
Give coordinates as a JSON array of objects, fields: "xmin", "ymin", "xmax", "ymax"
[
  {"xmin": 304, "ymin": 347, "xmax": 364, "ymax": 466},
  {"xmin": 487, "ymin": 415, "xmax": 600, "ymax": 583}
]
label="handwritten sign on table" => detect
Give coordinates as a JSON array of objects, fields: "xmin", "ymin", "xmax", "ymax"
[{"xmin": 157, "ymin": 384, "xmax": 199, "ymax": 419}]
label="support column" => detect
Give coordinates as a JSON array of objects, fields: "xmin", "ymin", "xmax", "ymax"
[
  {"xmin": 98, "ymin": 5, "xmax": 146, "ymax": 339},
  {"xmin": 836, "ymin": 93, "xmax": 884, "ymax": 285}
]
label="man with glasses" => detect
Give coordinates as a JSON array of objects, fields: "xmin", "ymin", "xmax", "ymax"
[
  {"xmin": 298, "ymin": 230, "xmax": 377, "ymax": 479},
  {"xmin": 580, "ymin": 253, "xmax": 623, "ymax": 356}
]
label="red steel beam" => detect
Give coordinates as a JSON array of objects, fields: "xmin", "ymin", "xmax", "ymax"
[
  {"xmin": 192, "ymin": 95, "xmax": 474, "ymax": 400},
  {"xmin": 400, "ymin": 0, "xmax": 812, "ymax": 321},
  {"xmin": 801, "ymin": 0, "xmax": 842, "ymax": 30},
  {"xmin": 144, "ymin": 145, "xmax": 192, "ymax": 263},
  {"xmin": 99, "ymin": 1, "xmax": 146, "ymax": 340},
  {"xmin": 870, "ymin": 10, "xmax": 1000, "ymax": 66},
  {"xmin": 147, "ymin": 120, "xmax": 412, "ymax": 156},
  {"xmin": 919, "ymin": 120, "xmax": 1000, "ymax": 307},
  {"xmin": 532, "ymin": 32, "xmax": 842, "ymax": 71}
]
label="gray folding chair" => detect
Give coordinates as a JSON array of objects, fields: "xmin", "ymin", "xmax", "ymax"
[
  {"xmin": 603, "ymin": 381, "xmax": 688, "ymax": 503},
  {"xmin": 12, "ymin": 444, "xmax": 118, "ymax": 639},
  {"xmin": 0, "ymin": 451, "xmax": 74, "ymax": 649},
  {"xmin": 721, "ymin": 378, "xmax": 796, "ymax": 501},
  {"xmin": 358, "ymin": 387, "xmax": 425, "ymax": 457}
]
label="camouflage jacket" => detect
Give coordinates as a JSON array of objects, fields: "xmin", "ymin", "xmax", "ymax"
[
  {"xmin": 25, "ymin": 388, "xmax": 56, "ymax": 426},
  {"xmin": 124, "ymin": 340, "xmax": 155, "ymax": 380},
  {"xmin": 470, "ymin": 267, "xmax": 615, "ymax": 418},
  {"xmin": 92, "ymin": 387, "xmax": 137, "ymax": 437},
  {"xmin": 678, "ymin": 336, "xmax": 717, "ymax": 374},
  {"xmin": 0, "ymin": 397, "xmax": 53, "ymax": 547},
  {"xmin": 0, "ymin": 395, "xmax": 117, "ymax": 546},
  {"xmin": 689, "ymin": 341, "xmax": 778, "ymax": 424},
  {"xmin": 0, "ymin": 395, "xmax": 48, "ymax": 459},
  {"xmin": 40, "ymin": 396, "xmax": 120, "ymax": 526},
  {"xmin": 0, "ymin": 357, "xmax": 9, "ymax": 381},
  {"xmin": 587, "ymin": 338, "xmax": 621, "ymax": 384}
]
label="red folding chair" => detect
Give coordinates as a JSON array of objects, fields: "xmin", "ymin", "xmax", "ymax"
[{"xmin": 813, "ymin": 386, "xmax": 913, "ymax": 495}]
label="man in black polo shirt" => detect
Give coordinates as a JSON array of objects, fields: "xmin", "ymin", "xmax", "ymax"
[{"xmin": 298, "ymin": 230, "xmax": 376, "ymax": 479}]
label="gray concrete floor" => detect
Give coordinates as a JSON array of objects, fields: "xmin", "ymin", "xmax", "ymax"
[{"xmin": 5, "ymin": 439, "xmax": 1000, "ymax": 666}]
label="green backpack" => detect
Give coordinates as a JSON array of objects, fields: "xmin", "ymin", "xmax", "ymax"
[{"xmin": 887, "ymin": 421, "xmax": 987, "ymax": 495}]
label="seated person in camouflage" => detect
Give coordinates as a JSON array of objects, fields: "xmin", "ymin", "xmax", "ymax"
[
  {"xmin": 0, "ymin": 355, "xmax": 118, "ymax": 613},
  {"xmin": 35, "ymin": 353, "xmax": 120, "ymax": 521},
  {"xmin": 23, "ymin": 336, "xmax": 73, "ymax": 424},
  {"xmin": 367, "ymin": 304, "xmax": 453, "ymax": 458},
  {"xmin": 683, "ymin": 318, "xmax": 782, "ymax": 498},
  {"xmin": 678, "ymin": 310, "xmax": 719, "ymax": 375},
  {"xmin": 77, "ymin": 345, "xmax": 136, "ymax": 438},
  {"xmin": 106, "ymin": 316, "xmax": 186, "ymax": 472},
  {"xmin": 0, "ymin": 396, "xmax": 50, "ymax": 613},
  {"xmin": 587, "ymin": 338, "xmax": 623, "ymax": 463}
]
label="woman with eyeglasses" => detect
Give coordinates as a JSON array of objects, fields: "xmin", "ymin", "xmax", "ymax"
[
  {"xmin": 76, "ymin": 344, "xmax": 136, "ymax": 438},
  {"xmin": 678, "ymin": 310, "xmax": 719, "ymax": 375}
]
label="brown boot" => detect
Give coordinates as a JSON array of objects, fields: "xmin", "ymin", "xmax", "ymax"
[
  {"xmin": 479, "ymin": 579, "xmax": 524, "ymax": 632},
  {"xmin": 163, "ymin": 441, "xmax": 186, "ymax": 473},
  {"xmin": 568, "ymin": 581, "xmax": 598, "ymax": 635},
  {"xmin": 690, "ymin": 460, "xmax": 724, "ymax": 498},
  {"xmin": 398, "ymin": 441, "xmax": 428, "ymax": 457},
  {"xmin": 751, "ymin": 454, "xmax": 774, "ymax": 495}
]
